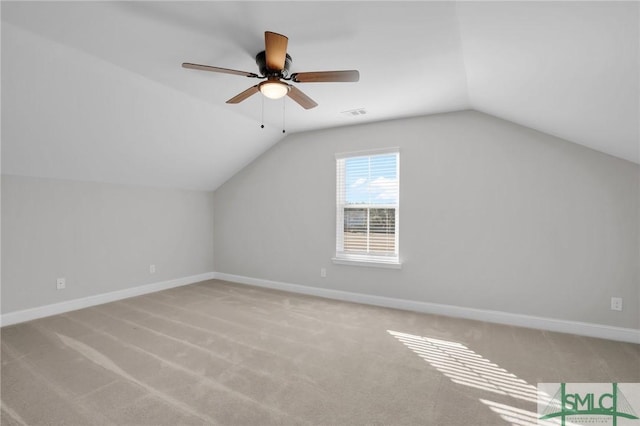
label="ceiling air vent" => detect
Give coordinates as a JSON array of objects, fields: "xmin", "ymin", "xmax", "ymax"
[{"xmin": 341, "ymin": 108, "xmax": 367, "ymax": 117}]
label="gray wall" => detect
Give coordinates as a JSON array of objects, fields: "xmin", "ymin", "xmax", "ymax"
[
  {"xmin": 1, "ymin": 175, "xmax": 214, "ymax": 313},
  {"xmin": 213, "ymin": 110, "xmax": 639, "ymax": 329}
]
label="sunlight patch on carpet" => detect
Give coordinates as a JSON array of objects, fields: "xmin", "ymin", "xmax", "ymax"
[{"xmin": 388, "ymin": 330, "xmax": 555, "ymax": 425}]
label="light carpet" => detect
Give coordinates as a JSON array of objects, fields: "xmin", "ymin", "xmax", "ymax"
[{"xmin": 1, "ymin": 279, "xmax": 639, "ymax": 425}]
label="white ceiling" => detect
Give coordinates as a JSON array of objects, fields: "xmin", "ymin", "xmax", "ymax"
[{"xmin": 2, "ymin": 1, "xmax": 638, "ymax": 190}]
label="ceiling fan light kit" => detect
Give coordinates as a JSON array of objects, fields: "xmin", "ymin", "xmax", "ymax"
[
  {"xmin": 182, "ymin": 31, "xmax": 359, "ymax": 110},
  {"xmin": 259, "ymin": 79, "xmax": 290, "ymax": 100}
]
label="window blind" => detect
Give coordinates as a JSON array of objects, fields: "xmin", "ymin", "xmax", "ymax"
[{"xmin": 336, "ymin": 150, "xmax": 399, "ymax": 264}]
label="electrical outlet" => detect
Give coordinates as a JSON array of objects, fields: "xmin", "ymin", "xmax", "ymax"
[
  {"xmin": 149, "ymin": 264, "xmax": 156, "ymax": 274},
  {"xmin": 320, "ymin": 268, "xmax": 327, "ymax": 278},
  {"xmin": 611, "ymin": 297, "xmax": 623, "ymax": 311},
  {"xmin": 56, "ymin": 278, "xmax": 66, "ymax": 290}
]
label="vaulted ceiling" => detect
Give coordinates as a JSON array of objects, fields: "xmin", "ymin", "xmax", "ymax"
[{"xmin": 2, "ymin": 2, "xmax": 638, "ymax": 190}]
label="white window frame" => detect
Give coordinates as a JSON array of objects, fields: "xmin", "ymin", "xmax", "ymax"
[{"xmin": 333, "ymin": 148, "xmax": 401, "ymax": 269}]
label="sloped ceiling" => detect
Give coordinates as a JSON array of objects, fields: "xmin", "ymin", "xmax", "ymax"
[{"xmin": 2, "ymin": 1, "xmax": 638, "ymax": 191}]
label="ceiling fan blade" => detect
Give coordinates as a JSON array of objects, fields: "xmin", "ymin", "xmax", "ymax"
[
  {"xmin": 226, "ymin": 85, "xmax": 260, "ymax": 104},
  {"xmin": 291, "ymin": 70, "xmax": 360, "ymax": 83},
  {"xmin": 264, "ymin": 31, "xmax": 288, "ymax": 71},
  {"xmin": 287, "ymin": 85, "xmax": 318, "ymax": 110},
  {"xmin": 182, "ymin": 63, "xmax": 259, "ymax": 78}
]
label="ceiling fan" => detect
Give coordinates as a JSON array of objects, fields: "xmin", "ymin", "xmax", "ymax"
[{"xmin": 182, "ymin": 31, "xmax": 359, "ymax": 110}]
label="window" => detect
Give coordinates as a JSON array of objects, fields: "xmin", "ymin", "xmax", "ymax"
[{"xmin": 334, "ymin": 149, "xmax": 400, "ymax": 267}]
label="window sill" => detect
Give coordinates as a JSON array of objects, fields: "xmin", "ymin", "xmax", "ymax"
[{"xmin": 332, "ymin": 257, "xmax": 402, "ymax": 269}]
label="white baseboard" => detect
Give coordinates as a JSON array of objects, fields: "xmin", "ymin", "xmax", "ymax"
[
  {"xmin": 4, "ymin": 271, "xmax": 638, "ymax": 344},
  {"xmin": 214, "ymin": 272, "xmax": 640, "ymax": 344},
  {"xmin": 0, "ymin": 272, "xmax": 216, "ymax": 327}
]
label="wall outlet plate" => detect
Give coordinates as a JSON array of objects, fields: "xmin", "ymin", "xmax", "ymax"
[
  {"xmin": 320, "ymin": 268, "xmax": 327, "ymax": 278},
  {"xmin": 611, "ymin": 297, "xmax": 623, "ymax": 311},
  {"xmin": 149, "ymin": 264, "xmax": 156, "ymax": 274},
  {"xmin": 56, "ymin": 278, "xmax": 66, "ymax": 290}
]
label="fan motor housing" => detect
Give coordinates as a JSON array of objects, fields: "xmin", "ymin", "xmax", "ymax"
[{"xmin": 256, "ymin": 51, "xmax": 292, "ymax": 77}]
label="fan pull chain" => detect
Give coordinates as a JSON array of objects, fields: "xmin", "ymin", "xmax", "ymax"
[
  {"xmin": 260, "ymin": 95, "xmax": 265, "ymax": 129},
  {"xmin": 282, "ymin": 97, "xmax": 286, "ymax": 133}
]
